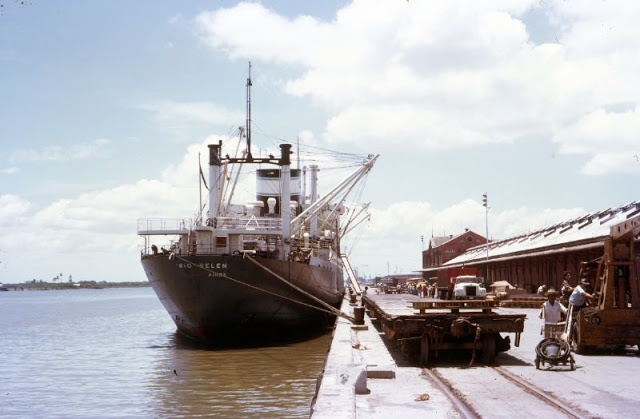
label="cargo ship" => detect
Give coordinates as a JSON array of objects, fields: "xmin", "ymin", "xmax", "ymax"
[{"xmin": 138, "ymin": 68, "xmax": 378, "ymax": 343}]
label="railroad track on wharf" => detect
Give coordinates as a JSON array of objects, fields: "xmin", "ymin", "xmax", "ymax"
[{"xmin": 423, "ymin": 366, "xmax": 590, "ymax": 419}]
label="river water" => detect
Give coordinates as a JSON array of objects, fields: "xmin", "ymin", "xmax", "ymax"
[{"xmin": 0, "ymin": 287, "xmax": 332, "ymax": 418}]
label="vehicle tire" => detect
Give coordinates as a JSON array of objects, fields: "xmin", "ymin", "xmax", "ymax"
[{"xmin": 482, "ymin": 333, "xmax": 496, "ymax": 365}]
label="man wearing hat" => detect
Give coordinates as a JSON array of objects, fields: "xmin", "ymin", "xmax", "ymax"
[
  {"xmin": 540, "ymin": 288, "xmax": 567, "ymax": 327},
  {"xmin": 569, "ymin": 278, "xmax": 595, "ymax": 312},
  {"xmin": 560, "ymin": 271, "xmax": 573, "ymax": 305}
]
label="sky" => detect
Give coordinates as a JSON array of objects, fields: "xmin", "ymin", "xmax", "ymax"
[{"xmin": 1, "ymin": 0, "xmax": 639, "ymax": 283}]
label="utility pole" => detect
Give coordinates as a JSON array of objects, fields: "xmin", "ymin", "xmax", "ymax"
[{"xmin": 482, "ymin": 192, "xmax": 490, "ymax": 283}]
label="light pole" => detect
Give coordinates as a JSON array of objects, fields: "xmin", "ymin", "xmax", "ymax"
[{"xmin": 482, "ymin": 193, "xmax": 490, "ymax": 282}]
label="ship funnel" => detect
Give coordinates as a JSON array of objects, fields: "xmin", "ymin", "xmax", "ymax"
[
  {"xmin": 207, "ymin": 143, "xmax": 222, "ymax": 218},
  {"xmin": 309, "ymin": 164, "xmax": 319, "ymax": 237},
  {"xmin": 280, "ymin": 144, "xmax": 292, "ymax": 249}
]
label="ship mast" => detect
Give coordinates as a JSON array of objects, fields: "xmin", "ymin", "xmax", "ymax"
[
  {"xmin": 223, "ymin": 63, "xmax": 294, "ymax": 260},
  {"xmin": 227, "ymin": 63, "xmax": 280, "ymax": 166},
  {"xmin": 246, "ymin": 61, "xmax": 253, "ymax": 161}
]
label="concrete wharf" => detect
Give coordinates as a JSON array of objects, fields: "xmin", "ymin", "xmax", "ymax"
[{"xmin": 311, "ymin": 293, "xmax": 640, "ymax": 418}]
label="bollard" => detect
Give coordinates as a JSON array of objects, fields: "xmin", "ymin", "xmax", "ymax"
[
  {"xmin": 349, "ymin": 294, "xmax": 357, "ymax": 304},
  {"xmin": 354, "ymin": 306, "xmax": 365, "ymax": 324}
]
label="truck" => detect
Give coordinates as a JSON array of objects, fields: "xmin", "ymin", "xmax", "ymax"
[
  {"xmin": 453, "ymin": 275, "xmax": 487, "ymax": 300},
  {"xmin": 568, "ymin": 214, "xmax": 640, "ymax": 353},
  {"xmin": 433, "ymin": 267, "xmax": 479, "ymax": 299}
]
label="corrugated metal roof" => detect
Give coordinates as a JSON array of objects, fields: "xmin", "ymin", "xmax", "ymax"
[{"xmin": 443, "ymin": 201, "xmax": 640, "ymax": 266}]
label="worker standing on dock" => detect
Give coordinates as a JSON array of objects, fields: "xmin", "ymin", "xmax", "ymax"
[{"xmin": 539, "ymin": 288, "xmax": 567, "ymax": 337}]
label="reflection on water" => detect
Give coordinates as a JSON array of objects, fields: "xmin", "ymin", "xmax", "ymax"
[
  {"xmin": 151, "ymin": 332, "xmax": 331, "ymax": 418},
  {"xmin": 0, "ymin": 288, "xmax": 332, "ymax": 418}
]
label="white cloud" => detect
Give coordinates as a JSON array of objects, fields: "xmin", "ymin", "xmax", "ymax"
[
  {"xmin": 553, "ymin": 107, "xmax": 640, "ymax": 174},
  {"xmin": 491, "ymin": 206, "xmax": 584, "ymax": 238},
  {"xmin": 324, "ymin": 104, "xmax": 501, "ymax": 149},
  {"xmin": 139, "ymin": 100, "xmax": 243, "ymax": 126},
  {"xmin": 196, "ymin": 3, "xmax": 328, "ymax": 65},
  {"xmin": 554, "ymin": 107, "xmax": 640, "ymax": 152},
  {"xmin": 8, "ymin": 139, "xmax": 111, "ymax": 163},
  {"xmin": 1, "ymin": 167, "xmax": 19, "ymax": 175},
  {"xmin": 580, "ymin": 152, "xmax": 640, "ymax": 176},
  {"xmin": 194, "ymin": 0, "xmax": 640, "ymax": 174},
  {"xmin": 0, "ymin": 194, "xmax": 31, "ymax": 226},
  {"xmin": 0, "ymin": 139, "xmax": 210, "ymax": 281}
]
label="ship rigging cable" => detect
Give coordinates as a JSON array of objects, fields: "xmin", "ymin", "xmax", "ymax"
[{"xmin": 243, "ymin": 253, "xmax": 356, "ymax": 322}]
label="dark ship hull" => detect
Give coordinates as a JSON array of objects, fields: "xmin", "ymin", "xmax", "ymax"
[{"xmin": 142, "ymin": 253, "xmax": 343, "ymax": 343}]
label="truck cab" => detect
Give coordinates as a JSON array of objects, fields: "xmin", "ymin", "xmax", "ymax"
[{"xmin": 453, "ymin": 275, "xmax": 487, "ymax": 300}]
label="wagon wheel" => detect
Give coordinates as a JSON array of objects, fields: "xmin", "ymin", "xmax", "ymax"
[{"xmin": 482, "ymin": 333, "xmax": 496, "ymax": 365}]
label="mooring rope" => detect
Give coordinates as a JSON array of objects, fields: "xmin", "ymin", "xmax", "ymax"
[
  {"xmin": 173, "ymin": 254, "xmax": 355, "ymax": 322},
  {"xmin": 243, "ymin": 253, "xmax": 356, "ymax": 322}
]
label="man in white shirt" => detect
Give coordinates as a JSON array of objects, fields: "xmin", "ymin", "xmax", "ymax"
[{"xmin": 540, "ymin": 288, "xmax": 567, "ymax": 337}]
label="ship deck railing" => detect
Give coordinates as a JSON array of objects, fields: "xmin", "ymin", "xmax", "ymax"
[
  {"xmin": 137, "ymin": 218, "xmax": 189, "ymax": 235},
  {"xmin": 140, "ymin": 240, "xmax": 333, "ymax": 258},
  {"xmin": 212, "ymin": 216, "xmax": 283, "ymax": 232},
  {"xmin": 137, "ymin": 216, "xmax": 283, "ymax": 235}
]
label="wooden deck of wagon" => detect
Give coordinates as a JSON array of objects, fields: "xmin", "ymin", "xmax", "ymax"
[{"xmin": 362, "ymin": 293, "xmax": 526, "ymax": 365}]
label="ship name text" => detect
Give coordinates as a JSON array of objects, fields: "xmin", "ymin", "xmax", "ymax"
[{"xmin": 178, "ymin": 262, "xmax": 229, "ymax": 270}]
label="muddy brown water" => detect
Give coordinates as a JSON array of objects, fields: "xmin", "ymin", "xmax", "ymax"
[{"xmin": 0, "ymin": 287, "xmax": 332, "ymax": 418}]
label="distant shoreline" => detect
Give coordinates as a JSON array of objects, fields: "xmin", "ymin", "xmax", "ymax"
[{"xmin": 0, "ymin": 281, "xmax": 151, "ymax": 291}]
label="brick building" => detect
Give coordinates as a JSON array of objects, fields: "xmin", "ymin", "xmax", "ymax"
[{"xmin": 421, "ymin": 229, "xmax": 487, "ymax": 279}]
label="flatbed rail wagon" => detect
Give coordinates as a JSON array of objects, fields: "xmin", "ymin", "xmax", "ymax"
[{"xmin": 362, "ymin": 293, "xmax": 526, "ymax": 365}]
